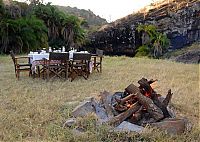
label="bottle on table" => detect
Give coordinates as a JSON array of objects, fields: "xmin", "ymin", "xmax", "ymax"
[
  {"xmin": 49, "ymin": 47, "xmax": 52, "ymax": 52},
  {"xmin": 62, "ymin": 46, "xmax": 65, "ymax": 52}
]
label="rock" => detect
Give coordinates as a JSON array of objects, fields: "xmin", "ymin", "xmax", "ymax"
[
  {"xmin": 63, "ymin": 118, "xmax": 76, "ymax": 128},
  {"xmin": 71, "ymin": 97, "xmax": 109, "ymax": 122},
  {"xmin": 150, "ymin": 118, "xmax": 191, "ymax": 135},
  {"xmin": 113, "ymin": 121, "xmax": 144, "ymax": 133},
  {"xmin": 93, "ymin": 103, "xmax": 109, "ymax": 121},
  {"xmin": 72, "ymin": 98, "xmax": 96, "ymax": 118},
  {"xmin": 86, "ymin": 0, "xmax": 200, "ymax": 56},
  {"xmin": 174, "ymin": 49, "xmax": 200, "ymax": 64}
]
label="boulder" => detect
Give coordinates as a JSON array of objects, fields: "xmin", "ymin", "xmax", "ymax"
[
  {"xmin": 72, "ymin": 98, "xmax": 96, "ymax": 118},
  {"xmin": 113, "ymin": 121, "xmax": 144, "ymax": 133},
  {"xmin": 150, "ymin": 118, "xmax": 191, "ymax": 135}
]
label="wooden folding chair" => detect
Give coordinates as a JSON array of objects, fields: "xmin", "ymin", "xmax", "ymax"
[
  {"xmin": 92, "ymin": 48, "xmax": 103, "ymax": 73},
  {"xmin": 44, "ymin": 52, "xmax": 69, "ymax": 81},
  {"xmin": 69, "ymin": 53, "xmax": 91, "ymax": 81},
  {"xmin": 10, "ymin": 50, "xmax": 32, "ymax": 79}
]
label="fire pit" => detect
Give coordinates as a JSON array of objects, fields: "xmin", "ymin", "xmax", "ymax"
[{"xmin": 64, "ymin": 78, "xmax": 191, "ymax": 135}]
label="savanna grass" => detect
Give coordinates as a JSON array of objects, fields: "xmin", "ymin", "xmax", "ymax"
[{"xmin": 0, "ymin": 55, "xmax": 199, "ymax": 141}]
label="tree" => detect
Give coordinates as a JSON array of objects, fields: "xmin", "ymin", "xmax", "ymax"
[
  {"xmin": 136, "ymin": 24, "xmax": 169, "ymax": 58},
  {"xmin": 0, "ymin": 0, "xmax": 48, "ymax": 54},
  {"xmin": 33, "ymin": 3, "xmax": 86, "ymax": 50}
]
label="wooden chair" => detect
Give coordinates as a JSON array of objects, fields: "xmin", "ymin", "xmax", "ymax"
[
  {"xmin": 43, "ymin": 52, "xmax": 69, "ymax": 81},
  {"xmin": 92, "ymin": 48, "xmax": 103, "ymax": 73},
  {"xmin": 10, "ymin": 50, "xmax": 32, "ymax": 79},
  {"xmin": 69, "ymin": 53, "xmax": 91, "ymax": 81}
]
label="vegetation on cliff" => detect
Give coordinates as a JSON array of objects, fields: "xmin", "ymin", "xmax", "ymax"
[{"xmin": 136, "ymin": 24, "xmax": 169, "ymax": 58}]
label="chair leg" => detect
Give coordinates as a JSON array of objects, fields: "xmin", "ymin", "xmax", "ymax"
[
  {"xmin": 15, "ymin": 71, "xmax": 18, "ymax": 78},
  {"xmin": 42, "ymin": 68, "xmax": 46, "ymax": 79},
  {"xmin": 37, "ymin": 66, "xmax": 40, "ymax": 77},
  {"xmin": 29, "ymin": 70, "xmax": 32, "ymax": 77},
  {"xmin": 47, "ymin": 68, "xmax": 49, "ymax": 81},
  {"xmin": 100, "ymin": 63, "xmax": 102, "ymax": 73},
  {"xmin": 17, "ymin": 71, "xmax": 20, "ymax": 79}
]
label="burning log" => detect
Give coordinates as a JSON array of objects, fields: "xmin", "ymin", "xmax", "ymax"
[
  {"xmin": 129, "ymin": 107, "xmax": 143, "ymax": 123},
  {"xmin": 108, "ymin": 101, "xmax": 141, "ymax": 127},
  {"xmin": 163, "ymin": 89, "xmax": 173, "ymax": 107},
  {"xmin": 138, "ymin": 78, "xmax": 172, "ymax": 118},
  {"xmin": 125, "ymin": 84, "xmax": 164, "ymax": 121},
  {"xmin": 115, "ymin": 93, "xmax": 137, "ymax": 105}
]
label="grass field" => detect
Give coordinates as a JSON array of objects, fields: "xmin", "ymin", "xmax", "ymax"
[{"xmin": 0, "ymin": 55, "xmax": 199, "ymax": 141}]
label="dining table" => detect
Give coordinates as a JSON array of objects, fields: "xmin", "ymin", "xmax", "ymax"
[{"xmin": 28, "ymin": 51, "xmax": 93, "ymax": 74}]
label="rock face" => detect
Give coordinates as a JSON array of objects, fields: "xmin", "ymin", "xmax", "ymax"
[
  {"xmin": 86, "ymin": 0, "xmax": 200, "ymax": 56},
  {"xmin": 174, "ymin": 49, "xmax": 200, "ymax": 63}
]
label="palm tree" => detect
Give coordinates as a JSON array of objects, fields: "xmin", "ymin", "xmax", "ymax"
[
  {"xmin": 33, "ymin": 3, "xmax": 86, "ymax": 50},
  {"xmin": 136, "ymin": 24, "xmax": 169, "ymax": 58}
]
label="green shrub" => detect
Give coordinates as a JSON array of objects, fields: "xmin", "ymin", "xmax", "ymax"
[{"xmin": 136, "ymin": 24, "xmax": 170, "ymax": 58}]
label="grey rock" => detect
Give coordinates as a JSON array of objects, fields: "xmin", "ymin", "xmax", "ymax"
[
  {"xmin": 114, "ymin": 121, "xmax": 144, "ymax": 133},
  {"xmin": 150, "ymin": 118, "xmax": 191, "ymax": 135},
  {"xmin": 63, "ymin": 118, "xmax": 76, "ymax": 128},
  {"xmin": 72, "ymin": 98, "xmax": 96, "ymax": 118}
]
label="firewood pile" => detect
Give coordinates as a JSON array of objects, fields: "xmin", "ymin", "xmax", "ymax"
[
  {"xmin": 64, "ymin": 78, "xmax": 191, "ymax": 135},
  {"xmin": 109, "ymin": 78, "xmax": 173, "ymax": 127}
]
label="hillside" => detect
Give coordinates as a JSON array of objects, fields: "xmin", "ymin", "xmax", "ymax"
[
  {"xmin": 86, "ymin": 0, "xmax": 200, "ymax": 57},
  {"xmin": 56, "ymin": 5, "xmax": 107, "ymax": 27}
]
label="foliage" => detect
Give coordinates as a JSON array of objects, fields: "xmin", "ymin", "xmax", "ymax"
[
  {"xmin": 0, "ymin": 0, "xmax": 86, "ymax": 54},
  {"xmin": 33, "ymin": 3, "xmax": 86, "ymax": 50},
  {"xmin": 136, "ymin": 24, "xmax": 170, "ymax": 58},
  {"xmin": 0, "ymin": 15, "xmax": 48, "ymax": 53},
  {"xmin": 135, "ymin": 45, "xmax": 150, "ymax": 57},
  {"xmin": 0, "ymin": 1, "xmax": 47, "ymax": 53}
]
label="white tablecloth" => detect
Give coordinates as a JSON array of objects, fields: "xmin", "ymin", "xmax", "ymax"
[{"xmin": 28, "ymin": 53, "xmax": 49, "ymax": 63}]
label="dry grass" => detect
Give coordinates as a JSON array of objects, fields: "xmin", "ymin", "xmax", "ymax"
[{"xmin": 0, "ymin": 55, "xmax": 199, "ymax": 141}]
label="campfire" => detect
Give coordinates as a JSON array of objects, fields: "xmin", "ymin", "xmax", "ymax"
[
  {"xmin": 64, "ymin": 78, "xmax": 191, "ymax": 135},
  {"xmin": 111, "ymin": 78, "xmax": 173, "ymax": 127}
]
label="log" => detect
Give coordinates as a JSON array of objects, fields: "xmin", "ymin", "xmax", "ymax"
[
  {"xmin": 163, "ymin": 89, "xmax": 173, "ymax": 107},
  {"xmin": 114, "ymin": 103, "xmax": 128, "ymax": 112},
  {"xmin": 125, "ymin": 84, "xmax": 164, "ymax": 121},
  {"xmin": 115, "ymin": 93, "xmax": 136, "ymax": 105},
  {"xmin": 151, "ymin": 93, "xmax": 171, "ymax": 118},
  {"xmin": 107, "ymin": 101, "xmax": 141, "ymax": 127},
  {"xmin": 129, "ymin": 107, "xmax": 143, "ymax": 123},
  {"xmin": 138, "ymin": 78, "xmax": 172, "ymax": 117},
  {"xmin": 148, "ymin": 79, "xmax": 158, "ymax": 84},
  {"xmin": 100, "ymin": 91, "xmax": 115, "ymax": 118},
  {"xmin": 138, "ymin": 78, "xmax": 152, "ymax": 93}
]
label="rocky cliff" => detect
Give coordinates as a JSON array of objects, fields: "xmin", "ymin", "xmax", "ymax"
[{"xmin": 86, "ymin": 0, "xmax": 200, "ymax": 56}]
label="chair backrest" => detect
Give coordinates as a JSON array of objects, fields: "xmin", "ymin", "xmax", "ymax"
[
  {"xmin": 73, "ymin": 53, "xmax": 91, "ymax": 61},
  {"xmin": 49, "ymin": 52, "xmax": 69, "ymax": 61},
  {"xmin": 96, "ymin": 49, "xmax": 103, "ymax": 57}
]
